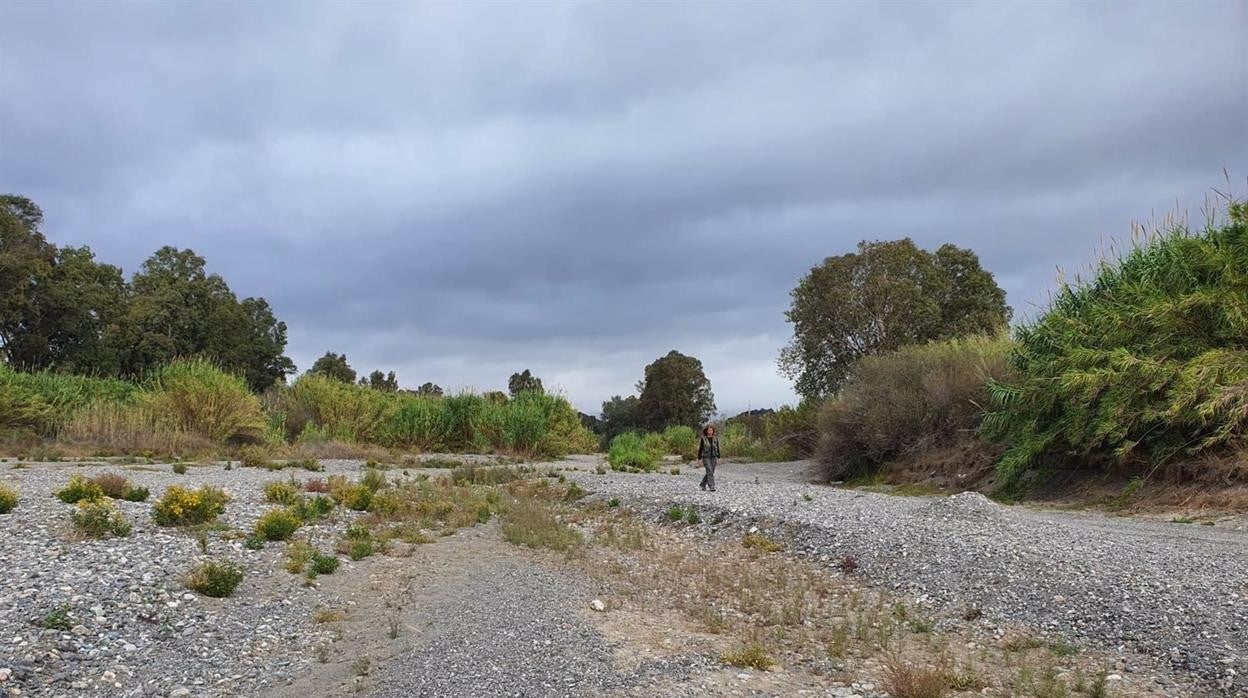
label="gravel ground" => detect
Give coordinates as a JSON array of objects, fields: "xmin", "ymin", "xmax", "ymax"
[
  {"xmin": 364, "ymin": 543, "xmax": 710, "ymax": 698},
  {"xmin": 567, "ymin": 460, "xmax": 1248, "ymax": 696},
  {"xmin": 0, "ymin": 459, "xmax": 389, "ymax": 697}
]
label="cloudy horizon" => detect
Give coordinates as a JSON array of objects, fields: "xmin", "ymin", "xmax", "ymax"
[{"xmin": 2, "ymin": 1, "xmax": 1245, "ymax": 415}]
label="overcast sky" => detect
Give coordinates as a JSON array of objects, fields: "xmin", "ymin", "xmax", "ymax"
[{"xmin": 2, "ymin": 1, "xmax": 1245, "ymax": 414}]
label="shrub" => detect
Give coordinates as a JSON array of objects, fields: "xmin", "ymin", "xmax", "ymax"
[
  {"xmin": 329, "ymin": 477, "xmax": 373, "ymax": 511},
  {"xmin": 310, "ymin": 552, "xmax": 340, "ymax": 575},
  {"xmin": 152, "ymin": 485, "xmax": 230, "ymax": 526},
  {"xmin": 278, "ymin": 374, "xmax": 394, "ymax": 443},
  {"xmin": 264, "ymin": 480, "xmax": 302, "ymax": 506},
  {"xmin": 661, "ymin": 425, "xmax": 697, "ymax": 460},
  {"xmin": 0, "ymin": 364, "xmax": 136, "ymax": 435},
  {"xmin": 90, "ymin": 472, "xmax": 149, "ymax": 502},
  {"xmin": 254, "ymin": 508, "xmax": 302, "ymax": 541},
  {"xmin": 641, "ymin": 432, "xmax": 669, "ymax": 459},
  {"xmin": 815, "ymin": 334, "xmax": 1012, "ymax": 481},
  {"xmin": 761, "ymin": 402, "xmax": 819, "ymax": 460},
  {"xmin": 72, "ymin": 499, "xmax": 132, "ymax": 538},
  {"xmin": 0, "ymin": 484, "xmax": 17, "ymax": 513},
  {"xmin": 142, "ymin": 359, "xmax": 266, "ymax": 443},
  {"xmin": 185, "ymin": 559, "xmax": 244, "ymax": 598},
  {"xmin": 608, "ymin": 432, "xmax": 657, "ymax": 470},
  {"xmin": 238, "ymin": 445, "xmax": 273, "ymax": 469},
  {"xmin": 304, "ymin": 477, "xmax": 330, "ymax": 493},
  {"xmin": 360, "ymin": 468, "xmax": 389, "ymax": 492},
  {"xmin": 291, "ymin": 495, "xmax": 335, "ymax": 522},
  {"xmin": 171, "ymin": 462, "xmax": 188, "ymax": 475},
  {"xmin": 55, "ymin": 474, "xmax": 104, "ymax": 504},
  {"xmin": 882, "ymin": 657, "xmax": 947, "ymax": 698},
  {"xmin": 985, "ymin": 201, "xmax": 1248, "ymax": 484},
  {"xmin": 721, "ymin": 644, "xmax": 774, "ymax": 671},
  {"xmin": 340, "ymin": 523, "xmax": 377, "ymax": 560},
  {"xmin": 742, "ymin": 532, "xmax": 783, "ymax": 553}
]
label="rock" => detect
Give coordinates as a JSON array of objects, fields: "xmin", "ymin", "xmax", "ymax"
[{"xmin": 589, "ymin": 599, "xmax": 606, "ymax": 612}]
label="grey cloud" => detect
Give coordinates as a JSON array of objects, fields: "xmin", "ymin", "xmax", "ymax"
[{"xmin": 2, "ymin": 1, "xmax": 1245, "ymax": 413}]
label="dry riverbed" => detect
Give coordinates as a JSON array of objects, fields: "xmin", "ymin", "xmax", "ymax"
[{"xmin": 0, "ymin": 456, "xmax": 1234, "ymax": 697}]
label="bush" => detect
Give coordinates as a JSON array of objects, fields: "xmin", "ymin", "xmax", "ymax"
[
  {"xmin": 254, "ymin": 508, "xmax": 302, "ymax": 541},
  {"xmin": 815, "ymin": 334, "xmax": 1012, "ymax": 481},
  {"xmin": 277, "ymin": 374, "xmax": 394, "ymax": 443},
  {"xmin": 264, "ymin": 480, "xmax": 302, "ymax": 506},
  {"xmin": 984, "ymin": 202, "xmax": 1248, "ymax": 484},
  {"xmin": 185, "ymin": 559, "xmax": 244, "ymax": 598},
  {"xmin": 141, "ymin": 359, "xmax": 266, "ymax": 443},
  {"xmin": 0, "ymin": 484, "xmax": 17, "ymax": 513},
  {"xmin": 72, "ymin": 499, "xmax": 132, "ymax": 538},
  {"xmin": 661, "ymin": 425, "xmax": 697, "ymax": 460},
  {"xmin": 329, "ymin": 477, "xmax": 373, "ymax": 511},
  {"xmin": 89, "ymin": 472, "xmax": 149, "ymax": 502},
  {"xmin": 310, "ymin": 552, "xmax": 340, "ymax": 575},
  {"xmin": 171, "ymin": 462, "xmax": 188, "ymax": 475},
  {"xmin": 761, "ymin": 402, "xmax": 819, "ymax": 460},
  {"xmin": 608, "ymin": 432, "xmax": 658, "ymax": 470},
  {"xmin": 238, "ymin": 445, "xmax": 273, "ymax": 469},
  {"xmin": 55, "ymin": 474, "xmax": 104, "ymax": 504},
  {"xmin": 291, "ymin": 495, "xmax": 335, "ymax": 522},
  {"xmin": 360, "ymin": 468, "xmax": 389, "ymax": 492},
  {"xmin": 0, "ymin": 364, "xmax": 137, "ymax": 435},
  {"xmin": 152, "ymin": 485, "xmax": 230, "ymax": 526}
]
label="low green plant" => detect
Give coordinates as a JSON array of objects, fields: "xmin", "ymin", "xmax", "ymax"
[
  {"xmin": 264, "ymin": 480, "xmax": 302, "ymax": 506},
  {"xmin": 72, "ymin": 499, "xmax": 132, "ymax": 538},
  {"xmin": 361, "ymin": 468, "xmax": 389, "ymax": 492},
  {"xmin": 665, "ymin": 505, "xmax": 686, "ymax": 522},
  {"xmin": 330, "ymin": 478, "xmax": 373, "ymax": 511},
  {"xmin": 39, "ymin": 604, "xmax": 73, "ymax": 631},
  {"xmin": 0, "ymin": 484, "xmax": 17, "ymax": 513},
  {"xmin": 608, "ymin": 432, "xmax": 658, "ymax": 471},
  {"xmin": 500, "ymin": 495, "xmax": 582, "ymax": 552},
  {"xmin": 721, "ymin": 643, "xmax": 774, "ymax": 671},
  {"xmin": 254, "ymin": 508, "xmax": 302, "ymax": 541},
  {"xmin": 606, "ymin": 497, "xmax": 620, "ymax": 508},
  {"xmin": 185, "ymin": 559, "xmax": 245, "ymax": 598},
  {"xmin": 291, "ymin": 495, "xmax": 335, "ymax": 522},
  {"xmin": 238, "ymin": 446, "xmax": 272, "ymax": 469},
  {"xmin": 742, "ymin": 532, "xmax": 783, "ymax": 553},
  {"xmin": 171, "ymin": 462, "xmax": 188, "ymax": 475},
  {"xmin": 55, "ymin": 474, "xmax": 104, "ymax": 504},
  {"xmin": 310, "ymin": 551, "xmax": 340, "ymax": 575}
]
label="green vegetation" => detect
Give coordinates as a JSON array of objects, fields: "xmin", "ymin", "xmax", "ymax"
[
  {"xmin": 151, "ymin": 485, "xmax": 230, "ymax": 526},
  {"xmin": 264, "ymin": 480, "xmax": 302, "ymax": 506},
  {"xmin": 815, "ymin": 334, "xmax": 1012, "ymax": 482},
  {"xmin": 780, "ymin": 238, "xmax": 1010, "ymax": 400},
  {"xmin": 720, "ymin": 643, "xmax": 775, "ymax": 671},
  {"xmin": 185, "ymin": 559, "xmax": 245, "ymax": 598},
  {"xmin": 55, "ymin": 473, "xmax": 105, "ymax": 504},
  {"xmin": 71, "ymin": 498, "xmax": 132, "ymax": 538},
  {"xmin": 254, "ymin": 508, "xmax": 302, "ymax": 541},
  {"xmin": 88, "ymin": 472, "xmax": 149, "ymax": 502},
  {"xmin": 0, "ymin": 483, "xmax": 16, "ymax": 513},
  {"xmin": 607, "ymin": 432, "xmax": 658, "ymax": 470},
  {"xmin": 985, "ymin": 201, "xmax": 1248, "ymax": 485}
]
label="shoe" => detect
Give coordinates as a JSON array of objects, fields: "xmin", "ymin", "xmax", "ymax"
[
  {"xmin": 700, "ymin": 485, "xmax": 706, "ymax": 491},
  {"xmin": 709, "ymin": 487, "xmax": 716, "ymax": 492}
]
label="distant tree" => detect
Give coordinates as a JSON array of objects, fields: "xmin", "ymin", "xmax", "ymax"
[
  {"xmin": 0, "ymin": 195, "xmax": 55, "ymax": 364},
  {"xmin": 0, "ymin": 197, "xmax": 295, "ymax": 389},
  {"xmin": 415, "ymin": 382, "xmax": 443, "ymax": 397},
  {"xmin": 361, "ymin": 370, "xmax": 399, "ymax": 392},
  {"xmin": 122, "ymin": 246, "xmax": 294, "ymax": 390},
  {"xmin": 309, "ymin": 352, "xmax": 356, "ymax": 383},
  {"xmin": 599, "ymin": 394, "xmax": 641, "ymax": 441},
  {"xmin": 483, "ymin": 390, "xmax": 509, "ymax": 404},
  {"xmin": 507, "ymin": 369, "xmax": 544, "ymax": 397},
  {"xmin": 636, "ymin": 350, "xmax": 716, "ymax": 431},
  {"xmin": 779, "ymin": 239, "xmax": 1010, "ymax": 399}
]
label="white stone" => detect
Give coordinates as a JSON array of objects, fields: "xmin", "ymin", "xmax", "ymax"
[{"xmin": 589, "ymin": 599, "xmax": 606, "ymax": 612}]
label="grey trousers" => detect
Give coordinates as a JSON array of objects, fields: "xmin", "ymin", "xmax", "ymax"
[{"xmin": 700, "ymin": 457, "xmax": 718, "ymax": 490}]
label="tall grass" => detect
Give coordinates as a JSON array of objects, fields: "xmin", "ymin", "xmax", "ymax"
[
  {"xmin": 815, "ymin": 334, "xmax": 1013, "ymax": 481},
  {"xmin": 608, "ymin": 432, "xmax": 658, "ymax": 470},
  {"xmin": 142, "ymin": 359, "xmax": 266, "ymax": 443},
  {"xmin": 0, "ymin": 364, "xmax": 137, "ymax": 435},
  {"xmin": 984, "ymin": 200, "xmax": 1248, "ymax": 484}
]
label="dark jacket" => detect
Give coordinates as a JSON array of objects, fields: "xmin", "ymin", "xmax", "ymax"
[{"xmin": 698, "ymin": 435, "xmax": 720, "ymax": 460}]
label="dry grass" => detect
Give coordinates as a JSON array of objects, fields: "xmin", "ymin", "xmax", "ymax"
[{"xmin": 561, "ymin": 506, "xmax": 1172, "ymax": 697}]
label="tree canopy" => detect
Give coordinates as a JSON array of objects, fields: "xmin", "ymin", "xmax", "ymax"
[
  {"xmin": 508, "ymin": 369, "xmax": 544, "ymax": 396},
  {"xmin": 309, "ymin": 352, "xmax": 356, "ymax": 383},
  {"xmin": 636, "ymin": 350, "xmax": 716, "ymax": 431},
  {"xmin": 361, "ymin": 370, "xmax": 399, "ymax": 392},
  {"xmin": 779, "ymin": 238, "xmax": 1009, "ymax": 399},
  {"xmin": 0, "ymin": 195, "xmax": 294, "ymax": 390}
]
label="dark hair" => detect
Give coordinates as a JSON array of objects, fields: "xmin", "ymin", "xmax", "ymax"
[{"xmin": 702, "ymin": 425, "xmax": 716, "ymax": 436}]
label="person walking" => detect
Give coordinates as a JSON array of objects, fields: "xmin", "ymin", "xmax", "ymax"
[{"xmin": 698, "ymin": 425, "xmax": 720, "ymax": 492}]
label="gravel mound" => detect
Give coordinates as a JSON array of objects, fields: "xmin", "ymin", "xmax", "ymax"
[{"xmin": 569, "ymin": 461, "xmax": 1248, "ymax": 695}]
